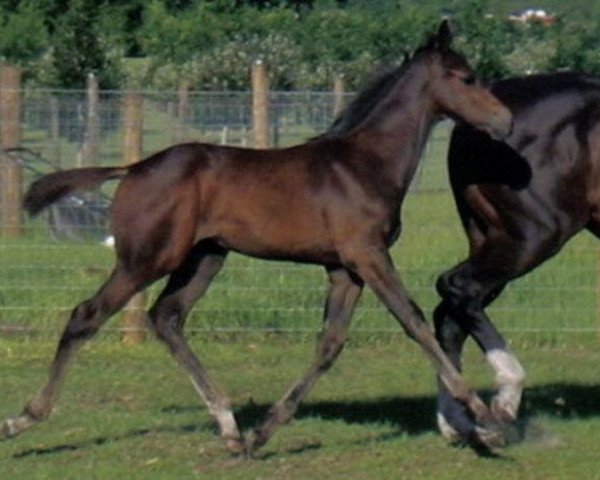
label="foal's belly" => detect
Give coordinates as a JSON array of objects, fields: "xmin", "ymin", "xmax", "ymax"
[{"xmin": 207, "ymin": 213, "xmax": 341, "ymax": 265}]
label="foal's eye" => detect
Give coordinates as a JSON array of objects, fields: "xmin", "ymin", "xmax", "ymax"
[{"xmin": 462, "ymin": 75, "xmax": 476, "ymax": 85}]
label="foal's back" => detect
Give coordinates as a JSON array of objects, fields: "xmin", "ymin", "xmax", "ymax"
[{"xmin": 111, "ymin": 139, "xmax": 396, "ymax": 268}]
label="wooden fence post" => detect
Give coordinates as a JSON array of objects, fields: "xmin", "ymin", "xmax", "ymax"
[
  {"xmin": 121, "ymin": 92, "xmax": 148, "ymax": 345},
  {"xmin": 82, "ymin": 73, "xmax": 100, "ymax": 167},
  {"xmin": 49, "ymin": 96, "xmax": 61, "ymax": 167},
  {"xmin": 333, "ymin": 74, "xmax": 346, "ymax": 118},
  {"xmin": 251, "ymin": 60, "xmax": 270, "ymax": 149},
  {"xmin": 176, "ymin": 79, "xmax": 190, "ymax": 143},
  {"xmin": 0, "ymin": 65, "xmax": 23, "ymax": 238}
]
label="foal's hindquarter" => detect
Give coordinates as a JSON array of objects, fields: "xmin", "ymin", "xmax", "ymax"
[{"xmin": 435, "ymin": 74, "xmax": 600, "ymax": 444}]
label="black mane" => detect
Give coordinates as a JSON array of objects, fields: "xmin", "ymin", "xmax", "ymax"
[
  {"xmin": 492, "ymin": 72, "xmax": 600, "ymax": 110},
  {"xmin": 321, "ymin": 60, "xmax": 411, "ymax": 138},
  {"xmin": 318, "ymin": 44, "xmax": 470, "ymax": 139}
]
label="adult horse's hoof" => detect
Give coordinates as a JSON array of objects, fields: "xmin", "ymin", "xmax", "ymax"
[
  {"xmin": 491, "ymin": 397, "xmax": 519, "ymax": 425},
  {"xmin": 437, "ymin": 412, "xmax": 462, "ymax": 443}
]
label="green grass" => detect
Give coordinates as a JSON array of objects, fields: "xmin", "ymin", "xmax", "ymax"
[
  {"xmin": 6, "ymin": 93, "xmax": 600, "ymax": 477},
  {"xmin": 0, "ymin": 336, "xmax": 599, "ymax": 479}
]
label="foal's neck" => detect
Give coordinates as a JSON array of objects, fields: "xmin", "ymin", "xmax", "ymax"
[{"xmin": 352, "ymin": 63, "xmax": 439, "ymax": 193}]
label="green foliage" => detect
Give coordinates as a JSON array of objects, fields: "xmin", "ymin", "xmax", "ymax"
[
  {"xmin": 138, "ymin": 0, "xmax": 227, "ymax": 65},
  {"xmin": 139, "ymin": 1, "xmax": 303, "ymax": 89},
  {"xmin": 547, "ymin": 20, "xmax": 600, "ymax": 74},
  {"xmin": 42, "ymin": 0, "xmax": 125, "ymax": 89},
  {"xmin": 7, "ymin": 0, "xmax": 600, "ymax": 89},
  {"xmin": 452, "ymin": 0, "xmax": 514, "ymax": 79},
  {"xmin": 0, "ymin": 2, "xmax": 48, "ymax": 66}
]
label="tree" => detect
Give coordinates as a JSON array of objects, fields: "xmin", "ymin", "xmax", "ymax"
[
  {"xmin": 548, "ymin": 18, "xmax": 600, "ymax": 74},
  {"xmin": 0, "ymin": 2, "xmax": 48, "ymax": 66},
  {"xmin": 453, "ymin": 0, "xmax": 515, "ymax": 79},
  {"xmin": 45, "ymin": 0, "xmax": 125, "ymax": 88}
]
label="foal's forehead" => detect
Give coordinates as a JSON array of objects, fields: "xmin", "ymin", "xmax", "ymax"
[
  {"xmin": 414, "ymin": 46, "xmax": 473, "ymax": 74},
  {"xmin": 439, "ymin": 49, "xmax": 472, "ymax": 72}
]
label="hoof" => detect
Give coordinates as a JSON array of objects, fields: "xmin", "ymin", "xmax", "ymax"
[
  {"xmin": 473, "ymin": 424, "xmax": 506, "ymax": 449},
  {"xmin": 1, "ymin": 416, "xmax": 24, "ymax": 440},
  {"xmin": 491, "ymin": 398, "xmax": 518, "ymax": 425},
  {"xmin": 224, "ymin": 435, "xmax": 247, "ymax": 457},
  {"xmin": 436, "ymin": 412, "xmax": 462, "ymax": 444},
  {"xmin": 242, "ymin": 430, "xmax": 270, "ymax": 459},
  {"xmin": 1, "ymin": 419, "xmax": 13, "ymax": 440},
  {"xmin": 242, "ymin": 434, "xmax": 259, "ymax": 459}
]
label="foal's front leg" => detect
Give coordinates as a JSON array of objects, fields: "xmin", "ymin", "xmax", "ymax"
[
  {"xmin": 246, "ymin": 267, "xmax": 363, "ymax": 455},
  {"xmin": 347, "ymin": 247, "xmax": 505, "ymax": 448}
]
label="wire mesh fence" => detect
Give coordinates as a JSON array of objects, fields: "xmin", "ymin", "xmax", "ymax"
[{"xmin": 1, "ymin": 88, "xmax": 599, "ymax": 342}]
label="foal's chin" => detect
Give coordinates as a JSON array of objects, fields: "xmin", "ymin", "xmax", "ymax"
[
  {"xmin": 447, "ymin": 113, "xmax": 513, "ymax": 142},
  {"xmin": 483, "ymin": 114, "xmax": 513, "ymax": 141}
]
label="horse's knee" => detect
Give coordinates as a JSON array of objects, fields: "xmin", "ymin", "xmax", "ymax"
[
  {"xmin": 436, "ymin": 269, "xmax": 484, "ymax": 316},
  {"xmin": 149, "ymin": 300, "xmax": 184, "ymax": 343},
  {"xmin": 317, "ymin": 332, "xmax": 346, "ymax": 372},
  {"xmin": 60, "ymin": 300, "xmax": 102, "ymax": 343}
]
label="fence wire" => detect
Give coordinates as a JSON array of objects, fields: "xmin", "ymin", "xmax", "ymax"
[{"xmin": 0, "ymin": 89, "xmax": 599, "ymax": 341}]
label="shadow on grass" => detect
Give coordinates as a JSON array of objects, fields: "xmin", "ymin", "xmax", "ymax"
[
  {"xmin": 10, "ymin": 382, "xmax": 600, "ymax": 459},
  {"xmin": 11, "ymin": 424, "xmax": 202, "ymax": 459},
  {"xmin": 236, "ymin": 382, "xmax": 600, "ymax": 434}
]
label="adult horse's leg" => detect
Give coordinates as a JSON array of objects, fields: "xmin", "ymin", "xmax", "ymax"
[
  {"xmin": 433, "ymin": 301, "xmax": 470, "ymax": 443},
  {"xmin": 246, "ymin": 267, "xmax": 363, "ymax": 455},
  {"xmin": 1, "ymin": 265, "xmax": 143, "ymax": 439},
  {"xmin": 434, "ymin": 276, "xmax": 520, "ymax": 445},
  {"xmin": 347, "ymin": 247, "xmax": 504, "ymax": 446},
  {"xmin": 146, "ymin": 242, "xmax": 244, "ymax": 454},
  {"xmin": 433, "ymin": 230, "xmax": 564, "ymax": 444}
]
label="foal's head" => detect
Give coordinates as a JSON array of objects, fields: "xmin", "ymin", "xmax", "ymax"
[{"xmin": 415, "ymin": 21, "xmax": 512, "ymax": 139}]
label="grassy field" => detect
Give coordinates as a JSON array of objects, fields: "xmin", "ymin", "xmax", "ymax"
[
  {"xmin": 2, "ymin": 110, "xmax": 600, "ymax": 478},
  {"xmin": 0, "ymin": 336, "xmax": 599, "ymax": 479}
]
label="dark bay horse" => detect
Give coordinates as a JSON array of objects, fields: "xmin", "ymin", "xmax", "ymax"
[
  {"xmin": 1, "ymin": 22, "xmax": 512, "ymax": 455},
  {"xmin": 435, "ymin": 71, "xmax": 600, "ymax": 447}
]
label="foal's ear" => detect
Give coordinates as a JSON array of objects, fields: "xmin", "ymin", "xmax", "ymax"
[
  {"xmin": 435, "ymin": 19, "xmax": 454, "ymax": 51},
  {"xmin": 422, "ymin": 19, "xmax": 454, "ymax": 52}
]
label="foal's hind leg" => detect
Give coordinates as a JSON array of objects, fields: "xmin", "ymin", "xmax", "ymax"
[
  {"xmin": 246, "ymin": 267, "xmax": 363, "ymax": 455},
  {"xmin": 146, "ymin": 243, "xmax": 244, "ymax": 454},
  {"xmin": 1, "ymin": 266, "xmax": 142, "ymax": 439}
]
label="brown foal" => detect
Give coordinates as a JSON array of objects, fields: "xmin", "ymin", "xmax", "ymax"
[{"xmin": 2, "ymin": 21, "xmax": 512, "ymax": 455}]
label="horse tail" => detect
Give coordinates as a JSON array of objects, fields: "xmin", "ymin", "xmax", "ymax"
[{"xmin": 23, "ymin": 166, "xmax": 129, "ymax": 216}]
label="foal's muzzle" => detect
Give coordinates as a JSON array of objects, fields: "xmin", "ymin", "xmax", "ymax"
[{"xmin": 487, "ymin": 107, "xmax": 513, "ymax": 141}]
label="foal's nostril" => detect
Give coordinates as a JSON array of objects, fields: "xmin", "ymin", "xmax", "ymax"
[
  {"xmin": 488, "ymin": 112, "xmax": 513, "ymax": 141},
  {"xmin": 493, "ymin": 107, "xmax": 513, "ymax": 140}
]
